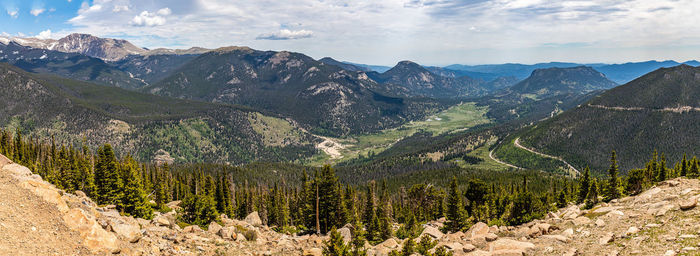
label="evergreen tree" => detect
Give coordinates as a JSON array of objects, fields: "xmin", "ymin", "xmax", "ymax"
[
  {"xmin": 624, "ymin": 169, "xmax": 645, "ymax": 195},
  {"xmin": 349, "ymin": 213, "xmax": 368, "ymax": 256},
  {"xmin": 416, "ymin": 234, "xmax": 438, "ymax": 255},
  {"xmin": 323, "ymin": 228, "xmax": 349, "ymax": 256},
  {"xmin": 689, "ymin": 157, "xmax": 700, "ymax": 178},
  {"xmin": 95, "ymin": 144, "xmax": 122, "ymax": 205},
  {"xmin": 604, "ymin": 151, "xmax": 621, "ymax": 202},
  {"xmin": 681, "ymin": 154, "xmax": 688, "ymax": 177},
  {"xmin": 576, "ymin": 167, "xmax": 590, "ymax": 204},
  {"xmin": 585, "ymin": 179, "xmax": 599, "ymax": 209},
  {"xmin": 556, "ymin": 190, "xmax": 567, "ymax": 208},
  {"xmin": 445, "ymin": 176, "xmax": 467, "ymax": 232},
  {"xmin": 119, "ymin": 156, "xmax": 152, "ymax": 219},
  {"xmin": 657, "ymin": 153, "xmax": 668, "ymax": 182}
]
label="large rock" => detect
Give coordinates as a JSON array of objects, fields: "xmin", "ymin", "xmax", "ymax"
[
  {"xmin": 17, "ymin": 178, "xmax": 69, "ymax": 213},
  {"xmin": 489, "ymin": 239, "xmax": 535, "ymax": 253},
  {"xmin": 541, "ymin": 235, "xmax": 570, "ymax": 243},
  {"xmin": 208, "ymin": 221, "xmax": 222, "ymax": 234},
  {"xmin": 420, "ymin": 226, "xmax": 444, "ymax": 240},
  {"xmin": 303, "ymin": 248, "xmax": 323, "ymax": 256},
  {"xmin": 338, "ymin": 227, "xmax": 352, "ymax": 244},
  {"xmin": 468, "ymin": 222, "xmax": 490, "ymax": 238},
  {"xmin": 183, "ymin": 225, "xmax": 202, "ymax": 233},
  {"xmin": 218, "ymin": 226, "xmax": 236, "ymax": 240},
  {"xmin": 377, "ymin": 238, "xmax": 399, "ymax": 249},
  {"xmin": 572, "ymin": 216, "xmax": 591, "ymax": 226},
  {"xmin": 680, "ymin": 197, "xmax": 697, "ymax": 211},
  {"xmin": 599, "ymin": 232, "xmax": 615, "ymax": 245},
  {"xmin": 153, "ymin": 215, "xmax": 171, "ymax": 227},
  {"xmin": 245, "ymin": 211, "xmax": 262, "ymax": 227},
  {"xmin": 62, "ymin": 208, "xmax": 120, "ymax": 254},
  {"xmin": 561, "ymin": 205, "xmax": 581, "ymax": 220},
  {"xmin": 108, "ymin": 217, "xmax": 142, "ymax": 243}
]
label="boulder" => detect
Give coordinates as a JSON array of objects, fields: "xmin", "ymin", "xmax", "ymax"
[
  {"xmin": 208, "ymin": 221, "xmax": 222, "ymax": 234},
  {"xmin": 153, "ymin": 215, "xmax": 171, "ymax": 227},
  {"xmin": 108, "ymin": 217, "xmax": 142, "ymax": 243},
  {"xmin": 595, "ymin": 219, "xmax": 606, "ymax": 227},
  {"xmin": 468, "ymin": 222, "xmax": 490, "ymax": 238},
  {"xmin": 541, "ymin": 235, "xmax": 570, "ymax": 243},
  {"xmin": 183, "ymin": 225, "xmax": 202, "ymax": 233},
  {"xmin": 463, "ymin": 243, "xmax": 476, "ymax": 252},
  {"xmin": 62, "ymin": 208, "xmax": 120, "ymax": 254},
  {"xmin": 338, "ymin": 227, "xmax": 352, "ymax": 244},
  {"xmin": 420, "ymin": 226, "xmax": 444, "ymax": 240},
  {"xmin": 572, "ymin": 216, "xmax": 591, "ymax": 226},
  {"xmin": 377, "ymin": 238, "xmax": 399, "ymax": 249},
  {"xmin": 599, "ymin": 232, "xmax": 615, "ymax": 245},
  {"xmin": 17, "ymin": 178, "xmax": 70, "ymax": 213},
  {"xmin": 440, "ymin": 242, "xmax": 464, "ymax": 252},
  {"xmin": 564, "ymin": 248, "xmax": 579, "ymax": 256},
  {"xmin": 303, "ymin": 248, "xmax": 323, "ymax": 256},
  {"xmin": 489, "ymin": 239, "xmax": 535, "ymax": 253},
  {"xmin": 561, "ymin": 205, "xmax": 581, "ymax": 219},
  {"xmin": 562, "ymin": 228, "xmax": 574, "ymax": 238},
  {"xmin": 624, "ymin": 227, "xmax": 639, "ymax": 237},
  {"xmin": 245, "ymin": 211, "xmax": 263, "ymax": 227},
  {"xmin": 680, "ymin": 197, "xmax": 697, "ymax": 211},
  {"xmin": 485, "ymin": 233, "xmax": 498, "ymax": 242},
  {"xmin": 219, "ymin": 227, "xmax": 235, "ymax": 240}
]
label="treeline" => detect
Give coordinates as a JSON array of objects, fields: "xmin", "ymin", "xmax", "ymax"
[{"xmin": 2, "ymin": 128, "xmax": 698, "ymax": 250}]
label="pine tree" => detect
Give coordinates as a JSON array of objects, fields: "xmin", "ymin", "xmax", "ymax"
[
  {"xmin": 350, "ymin": 213, "xmax": 368, "ymax": 256},
  {"xmin": 445, "ymin": 176, "xmax": 466, "ymax": 232},
  {"xmin": 119, "ymin": 156, "xmax": 152, "ymax": 219},
  {"xmin": 681, "ymin": 154, "xmax": 688, "ymax": 177},
  {"xmin": 363, "ymin": 181, "xmax": 380, "ymax": 243},
  {"xmin": 323, "ymin": 228, "xmax": 349, "ymax": 256},
  {"xmin": 689, "ymin": 157, "xmax": 700, "ymax": 178},
  {"xmin": 577, "ymin": 166, "xmax": 590, "ymax": 204},
  {"xmin": 657, "ymin": 153, "xmax": 668, "ymax": 182},
  {"xmin": 416, "ymin": 234, "xmax": 438, "ymax": 255},
  {"xmin": 604, "ymin": 151, "xmax": 621, "ymax": 202},
  {"xmin": 585, "ymin": 179, "xmax": 599, "ymax": 209},
  {"xmin": 95, "ymin": 144, "xmax": 122, "ymax": 205}
]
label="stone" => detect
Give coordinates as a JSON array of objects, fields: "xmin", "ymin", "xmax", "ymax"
[
  {"xmin": 682, "ymin": 247, "xmax": 697, "ymax": 252},
  {"xmin": 17, "ymin": 178, "xmax": 70, "ymax": 213},
  {"xmin": 625, "ymin": 227, "xmax": 639, "ymax": 237},
  {"xmin": 562, "ymin": 228, "xmax": 574, "ymax": 238},
  {"xmin": 153, "ymin": 215, "xmax": 170, "ymax": 227},
  {"xmin": 592, "ymin": 206, "xmax": 616, "ymax": 214},
  {"xmin": 338, "ymin": 227, "xmax": 352, "ymax": 244},
  {"xmin": 208, "ymin": 221, "xmax": 222, "ymax": 234},
  {"xmin": 468, "ymin": 222, "xmax": 490, "ymax": 238},
  {"xmin": 108, "ymin": 217, "xmax": 142, "ymax": 243},
  {"xmin": 536, "ymin": 223, "xmax": 554, "ymax": 234},
  {"xmin": 489, "ymin": 239, "xmax": 535, "ymax": 252},
  {"xmin": 183, "ymin": 225, "xmax": 202, "ymax": 233},
  {"xmin": 485, "ymin": 233, "xmax": 498, "ymax": 242},
  {"xmin": 561, "ymin": 205, "xmax": 581, "ymax": 219},
  {"xmin": 490, "ymin": 250, "xmax": 525, "ymax": 256},
  {"xmin": 62, "ymin": 208, "xmax": 120, "ymax": 254},
  {"xmin": 441, "ymin": 242, "xmax": 463, "ymax": 252},
  {"xmin": 660, "ymin": 180, "xmax": 681, "ymax": 187},
  {"xmin": 489, "ymin": 225, "xmax": 499, "ymax": 233},
  {"xmin": 526, "ymin": 226, "xmax": 541, "ymax": 238},
  {"xmin": 599, "ymin": 232, "xmax": 615, "ymax": 245},
  {"xmin": 377, "ymin": 238, "xmax": 400, "ymax": 249},
  {"xmin": 573, "ymin": 216, "xmax": 591, "ymax": 226},
  {"xmin": 420, "ymin": 226, "xmax": 444, "ymax": 240},
  {"xmin": 444, "ymin": 231, "xmax": 464, "ymax": 242},
  {"xmin": 680, "ymin": 234, "xmax": 698, "ymax": 239},
  {"xmin": 680, "ymin": 197, "xmax": 697, "ymax": 211},
  {"xmin": 595, "ymin": 219, "xmax": 606, "ymax": 227},
  {"xmin": 219, "ymin": 227, "xmax": 235, "ymax": 240},
  {"xmin": 245, "ymin": 211, "xmax": 263, "ymax": 227},
  {"xmin": 563, "ymin": 248, "xmax": 579, "ymax": 256},
  {"xmin": 463, "ymin": 243, "xmax": 476, "ymax": 252},
  {"xmin": 664, "ymin": 250, "xmax": 676, "ymax": 256},
  {"xmin": 75, "ymin": 190, "xmax": 87, "ymax": 198},
  {"xmin": 540, "ymin": 235, "xmax": 570, "ymax": 243},
  {"xmin": 303, "ymin": 248, "xmax": 323, "ymax": 256}
]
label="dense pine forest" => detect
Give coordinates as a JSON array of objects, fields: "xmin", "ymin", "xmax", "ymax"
[{"xmin": 2, "ymin": 126, "xmax": 698, "ymax": 253}]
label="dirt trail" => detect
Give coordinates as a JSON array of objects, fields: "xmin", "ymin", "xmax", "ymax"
[
  {"xmin": 489, "ymin": 148, "xmax": 525, "ymax": 170},
  {"xmin": 0, "ymin": 156, "xmax": 90, "ymax": 256},
  {"xmin": 514, "ymin": 137, "xmax": 581, "ymax": 176}
]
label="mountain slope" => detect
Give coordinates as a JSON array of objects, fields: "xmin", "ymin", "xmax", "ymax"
[
  {"xmin": 146, "ymin": 47, "xmax": 442, "ymax": 136},
  {"xmin": 481, "ymin": 66, "xmax": 617, "ymax": 122},
  {"xmin": 1, "ymin": 41, "xmax": 147, "ymax": 89},
  {"xmin": 318, "ymin": 57, "xmax": 371, "ymax": 72},
  {"xmin": 0, "ymin": 63, "xmax": 317, "ymax": 164},
  {"xmin": 519, "ymin": 65, "xmax": 700, "ymax": 171},
  {"xmin": 112, "ymin": 54, "xmax": 200, "ymax": 84},
  {"xmin": 10, "ymin": 33, "xmax": 148, "ymax": 61},
  {"xmin": 367, "ymin": 60, "xmax": 487, "ymax": 98}
]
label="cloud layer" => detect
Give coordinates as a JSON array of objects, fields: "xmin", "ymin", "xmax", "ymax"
[{"xmin": 57, "ymin": 0, "xmax": 700, "ymax": 65}]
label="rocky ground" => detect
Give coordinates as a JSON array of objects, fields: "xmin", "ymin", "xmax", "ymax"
[{"xmin": 1, "ymin": 153, "xmax": 699, "ymax": 255}]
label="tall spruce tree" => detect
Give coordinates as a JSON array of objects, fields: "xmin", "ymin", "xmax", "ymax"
[
  {"xmin": 681, "ymin": 154, "xmax": 688, "ymax": 177},
  {"xmin": 445, "ymin": 176, "xmax": 466, "ymax": 232},
  {"xmin": 585, "ymin": 179, "xmax": 599, "ymax": 209},
  {"xmin": 120, "ymin": 156, "xmax": 152, "ymax": 219},
  {"xmin": 577, "ymin": 166, "xmax": 590, "ymax": 204},
  {"xmin": 604, "ymin": 151, "xmax": 621, "ymax": 202},
  {"xmin": 95, "ymin": 144, "xmax": 122, "ymax": 205}
]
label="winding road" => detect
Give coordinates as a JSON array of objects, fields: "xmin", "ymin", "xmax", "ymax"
[{"xmin": 514, "ymin": 137, "xmax": 581, "ymax": 176}]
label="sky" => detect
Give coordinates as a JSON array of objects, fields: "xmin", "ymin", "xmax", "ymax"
[{"xmin": 1, "ymin": 0, "xmax": 700, "ymax": 66}]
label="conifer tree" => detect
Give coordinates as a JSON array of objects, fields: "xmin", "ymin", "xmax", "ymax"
[
  {"xmin": 350, "ymin": 213, "xmax": 368, "ymax": 256},
  {"xmin": 657, "ymin": 153, "xmax": 668, "ymax": 182},
  {"xmin": 689, "ymin": 157, "xmax": 700, "ymax": 178},
  {"xmin": 95, "ymin": 144, "xmax": 122, "ymax": 205},
  {"xmin": 681, "ymin": 154, "xmax": 688, "ymax": 177},
  {"xmin": 323, "ymin": 228, "xmax": 349, "ymax": 256},
  {"xmin": 120, "ymin": 156, "xmax": 152, "ymax": 219},
  {"xmin": 577, "ymin": 166, "xmax": 590, "ymax": 203},
  {"xmin": 585, "ymin": 179, "xmax": 599, "ymax": 209},
  {"xmin": 604, "ymin": 151, "xmax": 621, "ymax": 202},
  {"xmin": 416, "ymin": 235, "xmax": 438, "ymax": 255},
  {"xmin": 445, "ymin": 176, "xmax": 466, "ymax": 232}
]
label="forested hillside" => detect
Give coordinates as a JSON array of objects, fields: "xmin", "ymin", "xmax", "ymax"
[
  {"xmin": 519, "ymin": 65, "xmax": 700, "ymax": 172},
  {"xmin": 0, "ymin": 63, "xmax": 318, "ymax": 164}
]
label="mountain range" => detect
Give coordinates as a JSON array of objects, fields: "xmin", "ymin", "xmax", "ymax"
[{"xmin": 518, "ymin": 64, "xmax": 700, "ymax": 171}]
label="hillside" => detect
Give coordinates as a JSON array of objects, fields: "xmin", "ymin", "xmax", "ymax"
[
  {"xmin": 0, "ymin": 63, "xmax": 317, "ymax": 164},
  {"xmin": 9, "ymin": 33, "xmax": 148, "ymax": 61},
  {"xmin": 367, "ymin": 61, "xmax": 488, "ymax": 98},
  {"xmin": 318, "ymin": 57, "xmax": 371, "ymax": 72},
  {"xmin": 519, "ymin": 65, "xmax": 700, "ymax": 171},
  {"xmin": 0, "ymin": 41, "xmax": 146, "ymax": 89},
  {"xmin": 146, "ymin": 47, "xmax": 443, "ymax": 136},
  {"xmin": 480, "ymin": 66, "xmax": 617, "ymax": 123}
]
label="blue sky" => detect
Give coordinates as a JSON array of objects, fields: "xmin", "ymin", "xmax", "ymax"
[{"xmin": 2, "ymin": 0, "xmax": 700, "ymax": 66}]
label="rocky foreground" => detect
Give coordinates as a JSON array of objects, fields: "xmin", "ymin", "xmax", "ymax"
[{"xmin": 1, "ymin": 153, "xmax": 699, "ymax": 255}]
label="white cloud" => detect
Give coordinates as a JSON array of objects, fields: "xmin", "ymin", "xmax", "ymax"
[
  {"xmin": 35, "ymin": 29, "xmax": 53, "ymax": 39},
  {"xmin": 113, "ymin": 5, "xmax": 130, "ymax": 12},
  {"xmin": 7, "ymin": 9, "xmax": 18, "ymax": 18},
  {"xmin": 31, "ymin": 8, "xmax": 45, "ymax": 16},
  {"xmin": 130, "ymin": 8, "xmax": 171, "ymax": 27},
  {"xmin": 62, "ymin": 0, "xmax": 700, "ymax": 65},
  {"xmin": 256, "ymin": 29, "xmax": 313, "ymax": 40}
]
